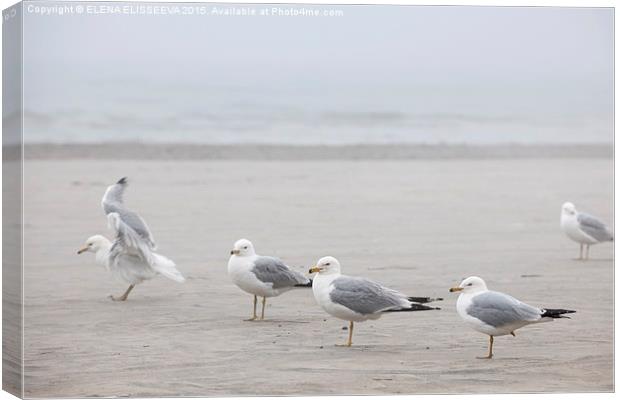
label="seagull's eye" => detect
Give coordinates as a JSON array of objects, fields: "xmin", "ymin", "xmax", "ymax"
[
  {"xmin": 243, "ymin": 246, "xmax": 248, "ymax": 249},
  {"xmin": 467, "ymin": 283, "xmax": 473, "ymax": 286},
  {"xmin": 326, "ymin": 263, "xmax": 330, "ymax": 266}
]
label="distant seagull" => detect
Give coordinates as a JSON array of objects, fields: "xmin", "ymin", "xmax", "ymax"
[
  {"xmin": 450, "ymin": 276, "xmax": 575, "ymax": 359},
  {"xmin": 561, "ymin": 202, "xmax": 613, "ymax": 260},
  {"xmin": 78, "ymin": 234, "xmax": 185, "ymax": 301},
  {"xmin": 78, "ymin": 177, "xmax": 184, "ymax": 301},
  {"xmin": 227, "ymin": 239, "xmax": 311, "ymax": 321},
  {"xmin": 309, "ymin": 256, "xmax": 441, "ymax": 347}
]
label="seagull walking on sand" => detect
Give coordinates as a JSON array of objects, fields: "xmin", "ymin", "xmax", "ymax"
[
  {"xmin": 78, "ymin": 234, "xmax": 185, "ymax": 300},
  {"xmin": 561, "ymin": 202, "xmax": 613, "ymax": 260},
  {"xmin": 77, "ymin": 177, "xmax": 184, "ymax": 301},
  {"xmin": 450, "ymin": 276, "xmax": 575, "ymax": 359},
  {"xmin": 309, "ymin": 256, "xmax": 441, "ymax": 347},
  {"xmin": 227, "ymin": 239, "xmax": 311, "ymax": 321}
]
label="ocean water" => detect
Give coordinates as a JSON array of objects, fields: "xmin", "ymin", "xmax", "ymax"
[{"xmin": 21, "ymin": 80, "xmax": 613, "ymax": 145}]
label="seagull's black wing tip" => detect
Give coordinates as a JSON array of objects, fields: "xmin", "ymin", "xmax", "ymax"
[
  {"xmin": 295, "ymin": 279, "xmax": 313, "ymax": 288},
  {"xmin": 117, "ymin": 177, "xmax": 128, "ymax": 185},
  {"xmin": 407, "ymin": 296, "xmax": 444, "ymax": 304},
  {"xmin": 541, "ymin": 308, "xmax": 576, "ymax": 318}
]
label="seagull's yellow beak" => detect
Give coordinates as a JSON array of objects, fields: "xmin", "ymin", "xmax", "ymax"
[
  {"xmin": 77, "ymin": 246, "xmax": 89, "ymax": 255},
  {"xmin": 230, "ymin": 249, "xmax": 240, "ymax": 255},
  {"xmin": 449, "ymin": 286, "xmax": 463, "ymax": 292},
  {"xmin": 308, "ymin": 266, "xmax": 323, "ymax": 273}
]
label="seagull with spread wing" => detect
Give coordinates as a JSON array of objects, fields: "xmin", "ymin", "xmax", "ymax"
[{"xmin": 77, "ymin": 177, "xmax": 185, "ymax": 301}]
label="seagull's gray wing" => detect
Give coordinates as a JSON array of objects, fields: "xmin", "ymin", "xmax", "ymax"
[
  {"xmin": 467, "ymin": 291, "xmax": 542, "ymax": 328},
  {"xmin": 251, "ymin": 256, "xmax": 310, "ymax": 288},
  {"xmin": 578, "ymin": 212, "xmax": 613, "ymax": 242},
  {"xmin": 102, "ymin": 177, "xmax": 128, "ymax": 213},
  {"xmin": 108, "ymin": 212, "xmax": 156, "ymax": 267},
  {"xmin": 329, "ymin": 276, "xmax": 408, "ymax": 315},
  {"xmin": 102, "ymin": 177, "xmax": 156, "ymax": 249}
]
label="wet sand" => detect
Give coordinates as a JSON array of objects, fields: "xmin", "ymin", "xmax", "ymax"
[{"xmin": 21, "ymin": 154, "xmax": 613, "ymax": 396}]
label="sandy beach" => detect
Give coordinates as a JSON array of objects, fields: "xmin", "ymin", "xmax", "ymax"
[{"xmin": 20, "ymin": 146, "xmax": 613, "ymax": 396}]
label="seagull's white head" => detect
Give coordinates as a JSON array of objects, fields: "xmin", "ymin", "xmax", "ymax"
[
  {"xmin": 230, "ymin": 238, "xmax": 255, "ymax": 256},
  {"xmin": 77, "ymin": 235, "xmax": 110, "ymax": 255},
  {"xmin": 562, "ymin": 202, "xmax": 577, "ymax": 216},
  {"xmin": 450, "ymin": 276, "xmax": 487, "ymax": 294},
  {"xmin": 309, "ymin": 256, "xmax": 341, "ymax": 275}
]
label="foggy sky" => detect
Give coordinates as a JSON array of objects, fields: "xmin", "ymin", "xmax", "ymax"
[{"xmin": 18, "ymin": 3, "xmax": 614, "ymax": 142}]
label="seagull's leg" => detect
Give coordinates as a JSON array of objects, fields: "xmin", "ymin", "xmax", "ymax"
[
  {"xmin": 579, "ymin": 244, "xmax": 583, "ymax": 260},
  {"xmin": 109, "ymin": 284, "xmax": 135, "ymax": 301},
  {"xmin": 244, "ymin": 295, "xmax": 258, "ymax": 321},
  {"xmin": 347, "ymin": 321, "xmax": 354, "ymax": 346},
  {"xmin": 585, "ymin": 245, "xmax": 590, "ymax": 260},
  {"xmin": 477, "ymin": 335, "xmax": 493, "ymax": 359},
  {"xmin": 260, "ymin": 297, "xmax": 266, "ymax": 320},
  {"xmin": 336, "ymin": 321, "xmax": 354, "ymax": 347},
  {"xmin": 510, "ymin": 331, "xmax": 515, "ymax": 337}
]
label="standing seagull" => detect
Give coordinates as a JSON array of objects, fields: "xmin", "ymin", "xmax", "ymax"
[
  {"xmin": 227, "ymin": 239, "xmax": 311, "ymax": 321},
  {"xmin": 309, "ymin": 256, "xmax": 441, "ymax": 347},
  {"xmin": 79, "ymin": 177, "xmax": 184, "ymax": 301},
  {"xmin": 561, "ymin": 202, "xmax": 613, "ymax": 260},
  {"xmin": 450, "ymin": 276, "xmax": 575, "ymax": 359}
]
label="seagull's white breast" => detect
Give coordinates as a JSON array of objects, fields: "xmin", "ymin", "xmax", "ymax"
[{"xmin": 561, "ymin": 214, "xmax": 597, "ymax": 244}]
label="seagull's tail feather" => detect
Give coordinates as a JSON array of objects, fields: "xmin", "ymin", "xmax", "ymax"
[
  {"xmin": 385, "ymin": 303, "xmax": 441, "ymax": 312},
  {"xmin": 294, "ymin": 279, "xmax": 313, "ymax": 288},
  {"xmin": 541, "ymin": 308, "xmax": 576, "ymax": 319},
  {"xmin": 407, "ymin": 296, "xmax": 443, "ymax": 304},
  {"xmin": 151, "ymin": 253, "xmax": 185, "ymax": 283}
]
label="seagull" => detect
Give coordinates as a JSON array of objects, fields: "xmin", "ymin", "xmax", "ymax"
[
  {"xmin": 227, "ymin": 239, "xmax": 311, "ymax": 321},
  {"xmin": 78, "ymin": 234, "xmax": 185, "ymax": 301},
  {"xmin": 77, "ymin": 177, "xmax": 184, "ymax": 301},
  {"xmin": 561, "ymin": 202, "xmax": 613, "ymax": 260},
  {"xmin": 309, "ymin": 256, "xmax": 441, "ymax": 347},
  {"xmin": 449, "ymin": 276, "xmax": 575, "ymax": 359}
]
